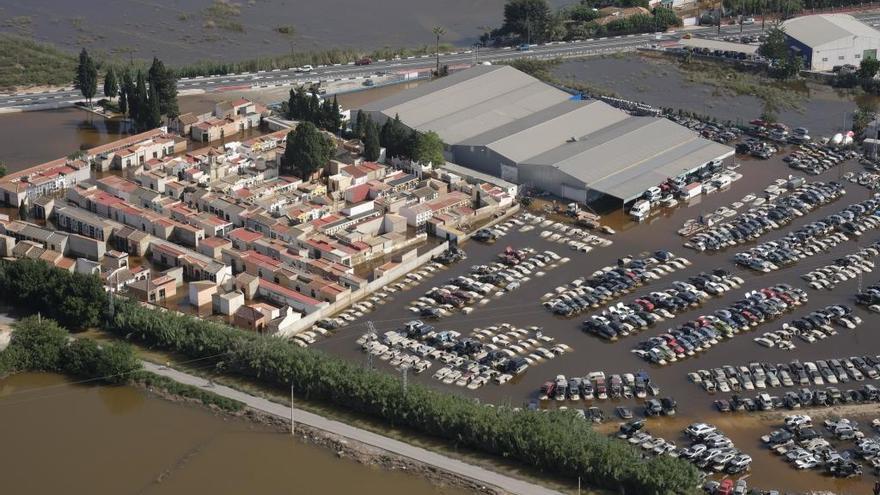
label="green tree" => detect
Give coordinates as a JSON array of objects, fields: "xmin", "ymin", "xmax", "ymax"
[
  {"xmin": 413, "ymin": 130, "xmax": 445, "ymax": 164},
  {"xmin": 134, "ymin": 70, "xmax": 149, "ymax": 130},
  {"xmin": 758, "ymin": 26, "xmax": 789, "ymax": 62},
  {"xmin": 499, "ymin": 0, "xmax": 551, "ymax": 42},
  {"xmin": 144, "ymin": 83, "xmax": 162, "ymax": 130},
  {"xmin": 858, "ymin": 57, "xmax": 880, "ymax": 81},
  {"xmin": 103, "ymin": 67, "xmax": 118, "ymax": 99},
  {"xmin": 0, "ymin": 161, "xmax": 6, "ymax": 178},
  {"xmin": 147, "ymin": 57, "xmax": 179, "ymax": 118},
  {"xmin": 7, "ymin": 316, "xmax": 68, "ymax": 371},
  {"xmin": 380, "ymin": 114, "xmax": 410, "ymax": 158},
  {"xmin": 74, "ymin": 48, "xmax": 98, "ymax": 107},
  {"xmin": 330, "ymin": 96, "xmax": 342, "ymax": 133},
  {"xmin": 18, "ymin": 200, "xmax": 28, "ymax": 221},
  {"xmin": 283, "ymin": 122, "xmax": 334, "ymax": 178},
  {"xmin": 120, "ymin": 68, "xmax": 134, "ymax": 120},
  {"xmin": 652, "ymin": 7, "xmax": 682, "ymax": 30},
  {"xmin": 363, "ymin": 120, "xmax": 381, "ymax": 161},
  {"xmin": 432, "ymin": 26, "xmax": 446, "ymax": 75},
  {"xmin": 352, "ymin": 109, "xmax": 366, "ymax": 139}
]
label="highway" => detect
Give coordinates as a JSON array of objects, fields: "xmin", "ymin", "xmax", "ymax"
[{"xmin": 3, "ymin": 11, "xmax": 880, "ymax": 111}]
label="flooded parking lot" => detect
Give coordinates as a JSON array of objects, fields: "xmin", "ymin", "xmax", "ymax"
[{"xmin": 316, "ymin": 148, "xmax": 880, "ymax": 492}]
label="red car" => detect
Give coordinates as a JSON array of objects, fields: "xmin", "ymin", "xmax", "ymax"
[
  {"xmin": 355, "ymin": 57, "xmax": 373, "ymax": 66},
  {"xmin": 717, "ymin": 479, "xmax": 734, "ymax": 495}
]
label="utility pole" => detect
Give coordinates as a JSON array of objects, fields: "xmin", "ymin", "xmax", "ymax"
[
  {"xmin": 366, "ymin": 321, "xmax": 376, "ymax": 370},
  {"xmin": 291, "ymin": 383, "xmax": 295, "ymax": 436}
]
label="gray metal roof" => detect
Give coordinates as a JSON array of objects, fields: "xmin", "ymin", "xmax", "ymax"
[
  {"xmin": 522, "ymin": 117, "xmax": 733, "ymax": 202},
  {"xmin": 783, "ymin": 14, "xmax": 880, "ymax": 48},
  {"xmin": 360, "ymin": 65, "xmax": 571, "ymax": 145},
  {"xmin": 457, "ymin": 99, "xmax": 630, "ymax": 163}
]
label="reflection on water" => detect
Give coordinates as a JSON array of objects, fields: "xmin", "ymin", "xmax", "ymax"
[
  {"xmin": 0, "ymin": 373, "xmax": 468, "ymax": 495},
  {"xmin": 0, "ymin": 108, "xmax": 129, "ymax": 172}
]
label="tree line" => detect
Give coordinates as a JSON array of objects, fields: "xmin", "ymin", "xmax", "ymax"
[
  {"xmin": 0, "ymin": 259, "xmax": 702, "ymax": 494},
  {"xmin": 0, "ymin": 314, "xmax": 244, "ymax": 413},
  {"xmin": 351, "ymin": 111, "xmax": 445, "ymax": 165},
  {"xmin": 492, "ymin": 0, "xmax": 682, "ymax": 44},
  {"xmin": 283, "ymin": 86, "xmax": 343, "ymax": 133},
  {"xmin": 757, "ymin": 26, "xmax": 803, "ymax": 79},
  {"xmin": 75, "ymin": 50, "xmax": 179, "ymax": 131}
]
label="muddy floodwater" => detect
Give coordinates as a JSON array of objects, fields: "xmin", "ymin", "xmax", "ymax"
[
  {"xmin": 0, "ymin": 372, "xmax": 468, "ymax": 495},
  {"xmin": 317, "ymin": 148, "xmax": 880, "ymax": 493},
  {"xmin": 0, "ymin": 0, "xmax": 564, "ymax": 65},
  {"xmin": 0, "ymin": 108, "xmax": 129, "ymax": 172},
  {"xmin": 553, "ymin": 54, "xmax": 876, "ymax": 138}
]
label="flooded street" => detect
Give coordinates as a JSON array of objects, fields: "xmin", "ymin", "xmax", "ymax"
[
  {"xmin": 0, "ymin": 372, "xmax": 468, "ymax": 495},
  {"xmin": 316, "ymin": 148, "xmax": 880, "ymax": 493},
  {"xmin": 554, "ymin": 54, "xmax": 874, "ymax": 137}
]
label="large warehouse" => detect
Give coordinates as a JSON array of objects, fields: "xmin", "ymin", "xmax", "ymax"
[
  {"xmin": 360, "ymin": 65, "xmax": 732, "ymax": 205},
  {"xmin": 782, "ymin": 14, "xmax": 880, "ymax": 71}
]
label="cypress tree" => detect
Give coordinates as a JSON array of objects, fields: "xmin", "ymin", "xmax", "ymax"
[
  {"xmin": 363, "ymin": 121, "xmax": 380, "ymax": 161},
  {"xmin": 103, "ymin": 67, "xmax": 118, "ymax": 99}
]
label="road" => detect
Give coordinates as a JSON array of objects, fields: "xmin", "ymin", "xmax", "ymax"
[
  {"xmin": 141, "ymin": 360, "xmax": 564, "ymax": 495},
  {"xmin": 5, "ymin": 11, "xmax": 880, "ymax": 111}
]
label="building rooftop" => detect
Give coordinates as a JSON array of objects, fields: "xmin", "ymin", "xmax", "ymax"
[{"xmin": 783, "ymin": 14, "xmax": 880, "ymax": 48}]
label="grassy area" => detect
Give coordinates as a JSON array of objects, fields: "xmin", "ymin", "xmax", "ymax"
[
  {"xmin": 0, "ymin": 34, "xmax": 76, "ymax": 90},
  {"xmin": 132, "ymin": 370, "xmax": 246, "ymax": 413},
  {"xmin": 674, "ymin": 57, "xmax": 806, "ymax": 114},
  {"xmin": 203, "ymin": 0, "xmax": 245, "ymax": 33}
]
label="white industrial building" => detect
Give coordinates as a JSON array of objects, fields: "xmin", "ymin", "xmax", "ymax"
[
  {"xmin": 360, "ymin": 65, "xmax": 732, "ymax": 206},
  {"xmin": 783, "ymin": 14, "xmax": 880, "ymax": 72}
]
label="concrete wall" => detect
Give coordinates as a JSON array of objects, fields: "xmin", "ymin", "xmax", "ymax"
[{"xmin": 273, "ymin": 241, "xmax": 450, "ymax": 336}]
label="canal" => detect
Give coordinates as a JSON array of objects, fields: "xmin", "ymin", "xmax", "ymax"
[{"xmin": 0, "ymin": 372, "xmax": 468, "ymax": 495}]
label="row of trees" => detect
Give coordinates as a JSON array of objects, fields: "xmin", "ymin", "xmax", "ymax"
[
  {"xmin": 494, "ymin": 0, "xmax": 682, "ymax": 44},
  {"xmin": 284, "ymin": 87, "xmax": 343, "ymax": 132},
  {"xmin": 0, "ymin": 259, "xmax": 702, "ymax": 494},
  {"xmin": 74, "ymin": 50, "xmax": 179, "ymax": 131}
]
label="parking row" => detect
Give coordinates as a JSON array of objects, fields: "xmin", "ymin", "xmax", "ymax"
[
  {"xmin": 685, "ymin": 180, "xmax": 846, "ymax": 252},
  {"xmin": 411, "ymin": 247, "xmax": 564, "ymax": 319},
  {"xmin": 715, "ymin": 384, "xmax": 880, "ymax": 415},
  {"xmin": 632, "ymin": 285, "xmax": 808, "ymax": 366},
  {"xmin": 542, "ymin": 251, "xmax": 689, "ymax": 317},
  {"xmin": 784, "ymin": 143, "xmax": 853, "ymax": 176},
  {"xmin": 802, "ymin": 243, "xmax": 880, "ymax": 290},
  {"xmin": 358, "ymin": 320, "xmax": 569, "ymax": 390},
  {"xmin": 582, "ymin": 270, "xmax": 744, "ymax": 341},
  {"xmin": 734, "ymin": 195, "xmax": 880, "ymax": 272},
  {"xmin": 762, "ymin": 414, "xmax": 871, "ymax": 478},
  {"xmin": 538, "ymin": 370, "xmax": 660, "ymax": 402},
  {"xmin": 753, "ymin": 304, "xmax": 863, "ymax": 350},
  {"xmin": 692, "ymin": 353, "xmax": 880, "ymax": 395}
]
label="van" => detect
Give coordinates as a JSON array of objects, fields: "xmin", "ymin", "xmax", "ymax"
[
  {"xmin": 681, "ymin": 182, "xmax": 702, "ymax": 200},
  {"xmin": 630, "ymin": 200, "xmax": 651, "ymax": 221}
]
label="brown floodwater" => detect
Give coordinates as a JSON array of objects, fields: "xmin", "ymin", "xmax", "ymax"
[
  {"xmin": 0, "ymin": 372, "xmax": 469, "ymax": 495},
  {"xmin": 315, "ymin": 148, "xmax": 880, "ymax": 493},
  {"xmin": 0, "ymin": 108, "xmax": 129, "ymax": 172},
  {"xmin": 0, "ymin": 0, "xmax": 568, "ymax": 65}
]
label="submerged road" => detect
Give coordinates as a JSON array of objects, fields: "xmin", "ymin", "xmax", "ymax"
[
  {"xmin": 141, "ymin": 360, "xmax": 564, "ymax": 495},
  {"xmin": 4, "ymin": 11, "xmax": 880, "ymax": 111}
]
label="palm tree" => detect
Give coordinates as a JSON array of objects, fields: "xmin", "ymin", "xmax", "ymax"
[{"xmin": 432, "ymin": 26, "xmax": 446, "ymax": 76}]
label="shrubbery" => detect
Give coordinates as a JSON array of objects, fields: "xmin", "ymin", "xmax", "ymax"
[{"xmin": 1, "ymin": 316, "xmax": 140, "ymax": 383}]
